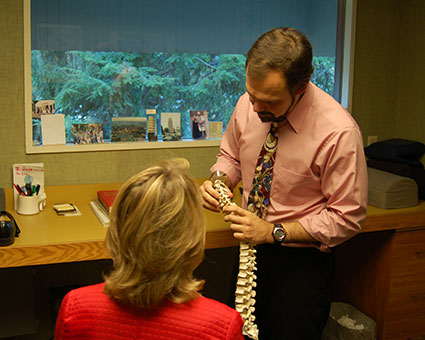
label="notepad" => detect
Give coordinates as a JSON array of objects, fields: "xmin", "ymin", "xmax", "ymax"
[
  {"xmin": 90, "ymin": 200, "xmax": 109, "ymax": 226},
  {"xmin": 53, "ymin": 203, "xmax": 81, "ymax": 216}
]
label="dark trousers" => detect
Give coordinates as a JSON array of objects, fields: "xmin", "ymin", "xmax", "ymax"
[{"xmin": 230, "ymin": 244, "xmax": 334, "ymax": 340}]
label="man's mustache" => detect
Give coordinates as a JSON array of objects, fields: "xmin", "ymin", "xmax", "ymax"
[{"xmin": 257, "ymin": 111, "xmax": 287, "ymax": 123}]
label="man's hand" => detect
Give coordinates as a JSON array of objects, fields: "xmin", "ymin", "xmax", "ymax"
[
  {"xmin": 223, "ymin": 205, "xmax": 320, "ymax": 245},
  {"xmin": 199, "ymin": 179, "xmax": 233, "ymax": 212},
  {"xmin": 223, "ymin": 205, "xmax": 274, "ymax": 244}
]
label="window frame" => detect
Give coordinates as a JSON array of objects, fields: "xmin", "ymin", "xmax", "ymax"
[
  {"xmin": 24, "ymin": 0, "xmax": 356, "ymax": 154},
  {"xmin": 339, "ymin": 0, "xmax": 357, "ymax": 113}
]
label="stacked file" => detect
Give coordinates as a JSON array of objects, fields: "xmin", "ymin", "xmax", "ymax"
[{"xmin": 368, "ymin": 167, "xmax": 418, "ymax": 209}]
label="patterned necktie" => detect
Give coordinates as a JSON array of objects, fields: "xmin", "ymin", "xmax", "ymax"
[{"xmin": 247, "ymin": 121, "xmax": 279, "ymax": 219}]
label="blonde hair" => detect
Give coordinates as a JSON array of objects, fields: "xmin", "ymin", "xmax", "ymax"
[{"xmin": 104, "ymin": 158, "xmax": 206, "ymax": 309}]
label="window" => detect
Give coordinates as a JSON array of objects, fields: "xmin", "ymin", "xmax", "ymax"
[
  {"xmin": 25, "ymin": 0, "xmax": 355, "ymax": 154},
  {"xmin": 31, "ymin": 51, "xmax": 246, "ymax": 144}
]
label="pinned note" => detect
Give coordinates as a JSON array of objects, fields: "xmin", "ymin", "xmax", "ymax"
[{"xmin": 41, "ymin": 114, "xmax": 66, "ymax": 145}]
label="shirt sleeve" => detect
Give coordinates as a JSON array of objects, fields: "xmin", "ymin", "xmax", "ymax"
[{"xmin": 298, "ymin": 127, "xmax": 368, "ymax": 247}]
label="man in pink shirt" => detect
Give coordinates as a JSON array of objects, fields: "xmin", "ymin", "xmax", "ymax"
[{"xmin": 200, "ymin": 27, "xmax": 368, "ymax": 339}]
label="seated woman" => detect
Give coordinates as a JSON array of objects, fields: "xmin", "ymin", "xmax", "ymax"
[{"xmin": 55, "ymin": 158, "xmax": 244, "ymax": 340}]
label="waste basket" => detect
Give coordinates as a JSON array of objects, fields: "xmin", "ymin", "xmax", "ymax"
[{"xmin": 321, "ymin": 302, "xmax": 377, "ymax": 340}]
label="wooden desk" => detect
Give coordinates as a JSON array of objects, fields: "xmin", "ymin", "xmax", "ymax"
[
  {"xmin": 1, "ymin": 182, "xmax": 425, "ymax": 269},
  {"xmin": 362, "ymin": 203, "xmax": 425, "ymax": 232},
  {"xmin": 0, "ymin": 181, "xmax": 240, "ymax": 268}
]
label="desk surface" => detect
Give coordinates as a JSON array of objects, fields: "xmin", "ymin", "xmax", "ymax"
[
  {"xmin": 1, "ymin": 182, "xmax": 424, "ymax": 268},
  {"xmin": 0, "ymin": 181, "xmax": 239, "ymax": 268}
]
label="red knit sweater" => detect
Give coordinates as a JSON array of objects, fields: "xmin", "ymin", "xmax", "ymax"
[{"xmin": 55, "ymin": 283, "xmax": 244, "ymax": 340}]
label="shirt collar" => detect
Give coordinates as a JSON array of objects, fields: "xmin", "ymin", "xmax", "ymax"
[{"xmin": 285, "ymin": 82, "xmax": 314, "ymax": 134}]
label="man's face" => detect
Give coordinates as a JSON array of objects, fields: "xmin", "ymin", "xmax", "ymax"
[{"xmin": 245, "ymin": 69, "xmax": 295, "ymax": 122}]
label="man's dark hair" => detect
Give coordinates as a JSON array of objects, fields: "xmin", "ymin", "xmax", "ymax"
[{"xmin": 246, "ymin": 27, "xmax": 314, "ymax": 95}]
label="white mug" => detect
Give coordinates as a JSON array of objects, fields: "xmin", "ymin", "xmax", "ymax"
[{"xmin": 17, "ymin": 192, "xmax": 47, "ymax": 215}]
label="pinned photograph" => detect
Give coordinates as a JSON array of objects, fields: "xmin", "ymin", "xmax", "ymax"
[
  {"xmin": 208, "ymin": 121, "xmax": 223, "ymax": 139},
  {"xmin": 32, "ymin": 99, "xmax": 56, "ymax": 118},
  {"xmin": 190, "ymin": 110, "xmax": 208, "ymax": 139},
  {"xmin": 71, "ymin": 123, "xmax": 104, "ymax": 144},
  {"xmin": 146, "ymin": 109, "xmax": 158, "ymax": 141},
  {"xmin": 161, "ymin": 112, "xmax": 181, "ymax": 141},
  {"xmin": 111, "ymin": 117, "xmax": 147, "ymax": 142}
]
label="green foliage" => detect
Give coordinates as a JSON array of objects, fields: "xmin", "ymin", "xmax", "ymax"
[
  {"xmin": 312, "ymin": 56, "xmax": 335, "ymax": 95},
  {"xmin": 31, "ymin": 51, "xmax": 335, "ymax": 142}
]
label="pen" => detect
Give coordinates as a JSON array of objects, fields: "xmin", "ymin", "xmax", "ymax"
[{"xmin": 14, "ymin": 184, "xmax": 24, "ymax": 196}]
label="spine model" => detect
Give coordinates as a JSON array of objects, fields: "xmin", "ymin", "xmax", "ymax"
[{"xmin": 214, "ymin": 179, "xmax": 259, "ymax": 340}]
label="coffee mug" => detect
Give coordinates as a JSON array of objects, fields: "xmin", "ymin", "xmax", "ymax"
[{"xmin": 17, "ymin": 193, "xmax": 47, "ymax": 215}]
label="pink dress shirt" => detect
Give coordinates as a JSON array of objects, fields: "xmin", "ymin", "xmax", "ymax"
[{"xmin": 211, "ymin": 82, "xmax": 368, "ymax": 249}]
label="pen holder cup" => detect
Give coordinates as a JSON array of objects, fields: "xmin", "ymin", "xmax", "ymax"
[{"xmin": 17, "ymin": 193, "xmax": 47, "ymax": 215}]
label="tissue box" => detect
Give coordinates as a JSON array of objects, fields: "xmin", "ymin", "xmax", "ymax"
[{"xmin": 368, "ymin": 167, "xmax": 418, "ymax": 209}]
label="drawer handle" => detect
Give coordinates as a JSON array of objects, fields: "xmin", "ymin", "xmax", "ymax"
[
  {"xmin": 410, "ymin": 294, "xmax": 425, "ymax": 302},
  {"xmin": 407, "ymin": 336, "xmax": 425, "ymax": 340},
  {"xmin": 416, "ymin": 251, "xmax": 425, "ymax": 258}
]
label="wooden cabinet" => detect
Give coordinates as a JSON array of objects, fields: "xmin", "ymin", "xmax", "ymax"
[
  {"xmin": 384, "ymin": 229, "xmax": 425, "ymax": 340},
  {"xmin": 390, "ymin": 230, "xmax": 425, "ymax": 277},
  {"xmin": 387, "ymin": 273, "xmax": 425, "ymax": 321},
  {"xmin": 333, "ymin": 228, "xmax": 425, "ymax": 340}
]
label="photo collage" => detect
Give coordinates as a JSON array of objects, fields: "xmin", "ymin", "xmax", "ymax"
[{"xmin": 32, "ymin": 101, "xmax": 224, "ymax": 145}]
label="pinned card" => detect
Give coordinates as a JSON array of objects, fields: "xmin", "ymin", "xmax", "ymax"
[{"xmin": 41, "ymin": 114, "xmax": 66, "ymax": 145}]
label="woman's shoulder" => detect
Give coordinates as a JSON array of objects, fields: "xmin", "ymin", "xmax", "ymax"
[
  {"xmin": 191, "ymin": 295, "xmax": 237, "ymax": 312},
  {"xmin": 60, "ymin": 283, "xmax": 136, "ymax": 325},
  {"xmin": 160, "ymin": 296, "xmax": 243, "ymax": 339},
  {"xmin": 63, "ymin": 282, "xmax": 110, "ymax": 309},
  {"xmin": 67, "ymin": 282, "xmax": 105, "ymax": 298},
  {"xmin": 172, "ymin": 295, "xmax": 242, "ymax": 324}
]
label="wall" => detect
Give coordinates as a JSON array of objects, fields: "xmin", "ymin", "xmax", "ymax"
[
  {"xmin": 396, "ymin": 0, "xmax": 425, "ymax": 143},
  {"xmin": 352, "ymin": 0, "xmax": 425, "ymax": 149},
  {"xmin": 1, "ymin": 0, "xmax": 424, "ymax": 189},
  {"xmin": 351, "ymin": 0, "xmax": 402, "ymax": 142}
]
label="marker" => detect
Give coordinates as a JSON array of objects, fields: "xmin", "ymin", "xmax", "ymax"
[
  {"xmin": 35, "ymin": 184, "xmax": 40, "ymax": 195},
  {"xmin": 25, "ymin": 183, "xmax": 33, "ymax": 196}
]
